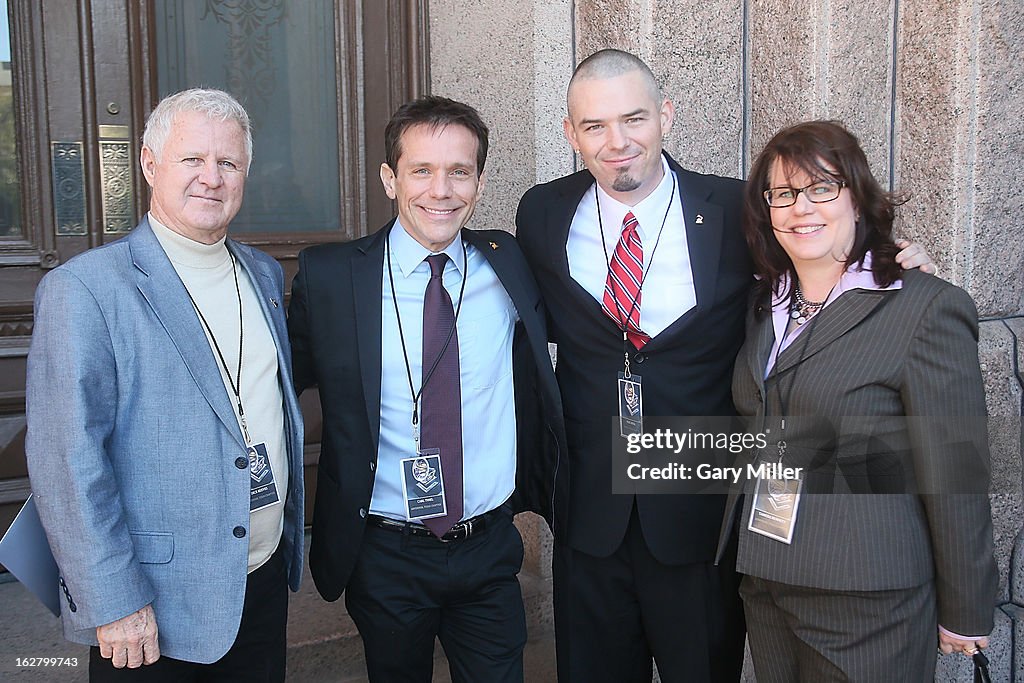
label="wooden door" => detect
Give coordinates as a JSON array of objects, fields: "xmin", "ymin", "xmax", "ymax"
[{"xmin": 0, "ymin": 0, "xmax": 428, "ymax": 544}]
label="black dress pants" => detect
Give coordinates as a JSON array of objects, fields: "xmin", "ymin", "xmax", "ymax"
[
  {"xmin": 553, "ymin": 506, "xmax": 745, "ymax": 682},
  {"xmin": 89, "ymin": 547, "xmax": 288, "ymax": 682},
  {"xmin": 344, "ymin": 510, "xmax": 527, "ymax": 683}
]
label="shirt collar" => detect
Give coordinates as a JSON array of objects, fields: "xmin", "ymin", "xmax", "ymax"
[
  {"xmin": 389, "ymin": 218, "xmax": 467, "ymax": 279},
  {"xmin": 771, "ymin": 252, "xmax": 903, "ymax": 312},
  {"xmin": 594, "ymin": 155, "xmax": 675, "ymax": 238}
]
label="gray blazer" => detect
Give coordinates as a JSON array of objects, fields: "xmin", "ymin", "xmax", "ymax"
[
  {"xmin": 719, "ymin": 269, "xmax": 997, "ymax": 636},
  {"xmin": 25, "ymin": 218, "xmax": 304, "ymax": 663}
]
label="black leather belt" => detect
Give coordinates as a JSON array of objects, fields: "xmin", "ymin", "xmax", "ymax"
[{"xmin": 366, "ymin": 507, "xmax": 506, "ymax": 542}]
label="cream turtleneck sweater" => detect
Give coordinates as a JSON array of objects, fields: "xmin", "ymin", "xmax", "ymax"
[{"xmin": 150, "ymin": 215, "xmax": 288, "ymax": 574}]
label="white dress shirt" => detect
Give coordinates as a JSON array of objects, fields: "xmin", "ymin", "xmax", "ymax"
[{"xmin": 566, "ymin": 155, "xmax": 697, "ymax": 338}]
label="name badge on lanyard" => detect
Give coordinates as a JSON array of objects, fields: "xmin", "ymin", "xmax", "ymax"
[
  {"xmin": 248, "ymin": 442, "xmax": 281, "ymax": 512},
  {"xmin": 399, "ymin": 449, "xmax": 448, "ymax": 521},
  {"xmin": 748, "ymin": 474, "xmax": 802, "ymax": 544},
  {"xmin": 748, "ymin": 439, "xmax": 802, "ymax": 544},
  {"xmin": 617, "ymin": 372, "xmax": 643, "ymax": 437}
]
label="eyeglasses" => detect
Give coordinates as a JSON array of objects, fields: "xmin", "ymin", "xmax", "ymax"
[{"xmin": 763, "ymin": 180, "xmax": 846, "ymax": 208}]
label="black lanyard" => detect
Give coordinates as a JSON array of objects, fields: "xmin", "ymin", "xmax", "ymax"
[
  {"xmin": 183, "ymin": 252, "xmax": 251, "ymax": 444},
  {"xmin": 384, "ymin": 226, "xmax": 468, "ymax": 450},
  {"xmin": 766, "ymin": 284, "xmax": 833, "ymax": 460}
]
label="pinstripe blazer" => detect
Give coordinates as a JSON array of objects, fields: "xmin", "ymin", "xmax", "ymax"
[{"xmin": 719, "ymin": 268, "xmax": 997, "ymax": 636}]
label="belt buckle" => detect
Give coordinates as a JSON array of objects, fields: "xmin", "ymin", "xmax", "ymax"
[{"xmin": 443, "ymin": 519, "xmax": 471, "ymax": 542}]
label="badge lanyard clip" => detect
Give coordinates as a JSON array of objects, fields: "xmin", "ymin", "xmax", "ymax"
[
  {"xmin": 412, "ymin": 401, "xmax": 421, "ymax": 455},
  {"xmin": 776, "ymin": 417, "xmax": 786, "ymax": 464},
  {"xmin": 238, "ymin": 402, "xmax": 253, "ymax": 446},
  {"xmin": 622, "ymin": 332, "xmax": 632, "ymax": 379}
]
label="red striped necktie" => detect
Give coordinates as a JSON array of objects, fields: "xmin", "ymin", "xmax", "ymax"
[{"xmin": 602, "ymin": 211, "xmax": 651, "ymax": 349}]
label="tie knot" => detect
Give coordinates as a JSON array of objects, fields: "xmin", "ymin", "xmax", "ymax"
[
  {"xmin": 426, "ymin": 253, "xmax": 449, "ymax": 278},
  {"xmin": 622, "ymin": 211, "xmax": 639, "ymax": 234}
]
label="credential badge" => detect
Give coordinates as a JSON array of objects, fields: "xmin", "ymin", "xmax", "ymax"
[{"xmin": 411, "ymin": 457, "xmax": 440, "ymax": 493}]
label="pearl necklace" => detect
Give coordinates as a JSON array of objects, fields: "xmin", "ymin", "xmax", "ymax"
[{"xmin": 790, "ymin": 282, "xmax": 826, "ymax": 325}]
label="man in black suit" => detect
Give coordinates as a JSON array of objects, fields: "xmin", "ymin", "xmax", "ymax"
[
  {"xmin": 516, "ymin": 48, "xmax": 749, "ymax": 683},
  {"xmin": 289, "ymin": 96, "xmax": 566, "ymax": 683},
  {"xmin": 516, "ymin": 49, "xmax": 929, "ymax": 682}
]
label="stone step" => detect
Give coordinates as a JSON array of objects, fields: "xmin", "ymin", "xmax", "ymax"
[{"xmin": 0, "ymin": 529, "xmax": 556, "ymax": 682}]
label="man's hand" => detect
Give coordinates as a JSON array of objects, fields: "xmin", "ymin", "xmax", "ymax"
[
  {"xmin": 894, "ymin": 239, "xmax": 937, "ymax": 275},
  {"xmin": 96, "ymin": 604, "xmax": 160, "ymax": 668}
]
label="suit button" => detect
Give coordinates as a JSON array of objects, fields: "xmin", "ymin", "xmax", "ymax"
[
  {"xmin": 359, "ymin": 508, "xmax": 367, "ymax": 518},
  {"xmin": 233, "ymin": 526, "xmax": 246, "ymax": 538},
  {"xmin": 234, "ymin": 456, "xmax": 248, "ymax": 469},
  {"xmin": 634, "ymin": 353, "xmax": 647, "ymax": 363}
]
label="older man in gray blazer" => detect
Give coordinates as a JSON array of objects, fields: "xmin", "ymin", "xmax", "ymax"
[{"xmin": 25, "ymin": 89, "xmax": 304, "ymax": 681}]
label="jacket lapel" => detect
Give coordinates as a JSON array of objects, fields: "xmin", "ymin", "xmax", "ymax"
[
  {"xmin": 769, "ymin": 289, "xmax": 891, "ymax": 378},
  {"xmin": 230, "ymin": 240, "xmax": 301, "ymax": 433},
  {"xmin": 549, "ymin": 171, "xmax": 618, "ymax": 329},
  {"xmin": 128, "ymin": 218, "xmax": 245, "ymax": 448},
  {"xmin": 674, "ymin": 160, "xmax": 724, "ymax": 315},
  {"xmin": 747, "ymin": 306, "xmax": 776, "ymax": 394},
  {"xmin": 352, "ymin": 225, "xmax": 388, "ymax": 451},
  {"xmin": 463, "ymin": 229, "xmax": 532, "ymax": 315},
  {"xmin": 230, "ymin": 240, "xmax": 285, "ymax": 354},
  {"xmin": 643, "ymin": 157, "xmax": 724, "ymax": 348}
]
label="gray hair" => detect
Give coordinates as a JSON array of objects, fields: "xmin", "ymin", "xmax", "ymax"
[
  {"xmin": 142, "ymin": 88, "xmax": 253, "ymax": 170},
  {"xmin": 567, "ymin": 49, "xmax": 662, "ymax": 113}
]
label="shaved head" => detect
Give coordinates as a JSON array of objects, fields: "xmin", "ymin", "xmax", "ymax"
[
  {"xmin": 567, "ymin": 49, "xmax": 661, "ymax": 117},
  {"xmin": 562, "ymin": 49, "xmax": 673, "ymax": 204}
]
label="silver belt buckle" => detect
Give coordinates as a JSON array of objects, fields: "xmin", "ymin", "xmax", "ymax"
[{"xmin": 466, "ymin": 519, "xmax": 474, "ymax": 538}]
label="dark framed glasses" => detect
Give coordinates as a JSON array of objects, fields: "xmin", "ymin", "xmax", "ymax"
[{"xmin": 764, "ymin": 180, "xmax": 846, "ymax": 208}]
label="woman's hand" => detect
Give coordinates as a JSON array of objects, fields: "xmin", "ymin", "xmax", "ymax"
[{"xmin": 937, "ymin": 627, "xmax": 987, "ymax": 657}]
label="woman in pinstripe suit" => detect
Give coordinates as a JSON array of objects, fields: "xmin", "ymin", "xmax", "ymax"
[{"xmin": 724, "ymin": 121, "xmax": 998, "ymax": 681}]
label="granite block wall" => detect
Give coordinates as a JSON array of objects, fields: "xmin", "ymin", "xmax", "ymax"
[{"xmin": 428, "ymin": 0, "xmax": 1024, "ymax": 678}]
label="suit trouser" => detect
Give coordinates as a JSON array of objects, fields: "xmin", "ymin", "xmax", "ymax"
[
  {"xmin": 553, "ymin": 505, "xmax": 746, "ymax": 682},
  {"xmin": 344, "ymin": 509, "xmax": 527, "ymax": 683},
  {"xmin": 88, "ymin": 546, "xmax": 288, "ymax": 682},
  {"xmin": 740, "ymin": 574, "xmax": 936, "ymax": 682}
]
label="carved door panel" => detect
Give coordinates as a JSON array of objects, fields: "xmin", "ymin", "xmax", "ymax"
[{"xmin": 0, "ymin": 0, "xmax": 428, "ymax": 543}]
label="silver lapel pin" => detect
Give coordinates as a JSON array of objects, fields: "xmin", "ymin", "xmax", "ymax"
[
  {"xmin": 695, "ymin": 214, "xmax": 704, "ymax": 225},
  {"xmin": 270, "ymin": 298, "xmax": 279, "ymax": 308}
]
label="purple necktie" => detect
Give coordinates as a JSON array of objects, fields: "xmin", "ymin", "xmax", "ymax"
[{"xmin": 420, "ymin": 254, "xmax": 463, "ymax": 537}]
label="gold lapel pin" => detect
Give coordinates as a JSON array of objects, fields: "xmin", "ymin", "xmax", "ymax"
[
  {"xmin": 695, "ymin": 214, "xmax": 704, "ymax": 225},
  {"xmin": 489, "ymin": 241, "xmax": 499, "ymax": 250}
]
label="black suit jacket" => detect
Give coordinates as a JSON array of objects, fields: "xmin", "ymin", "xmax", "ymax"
[
  {"xmin": 288, "ymin": 223, "xmax": 568, "ymax": 601},
  {"xmin": 515, "ymin": 154, "xmax": 753, "ymax": 564}
]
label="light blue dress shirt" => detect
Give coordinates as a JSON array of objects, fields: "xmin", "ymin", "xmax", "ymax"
[{"xmin": 371, "ymin": 221, "xmax": 519, "ymax": 522}]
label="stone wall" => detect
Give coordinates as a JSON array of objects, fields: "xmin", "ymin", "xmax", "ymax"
[{"xmin": 428, "ymin": 0, "xmax": 1024, "ymax": 679}]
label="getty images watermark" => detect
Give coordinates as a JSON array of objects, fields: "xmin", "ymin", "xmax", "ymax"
[
  {"xmin": 611, "ymin": 416, "xmax": 993, "ymax": 496},
  {"xmin": 623, "ymin": 428, "xmax": 800, "ymax": 484}
]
